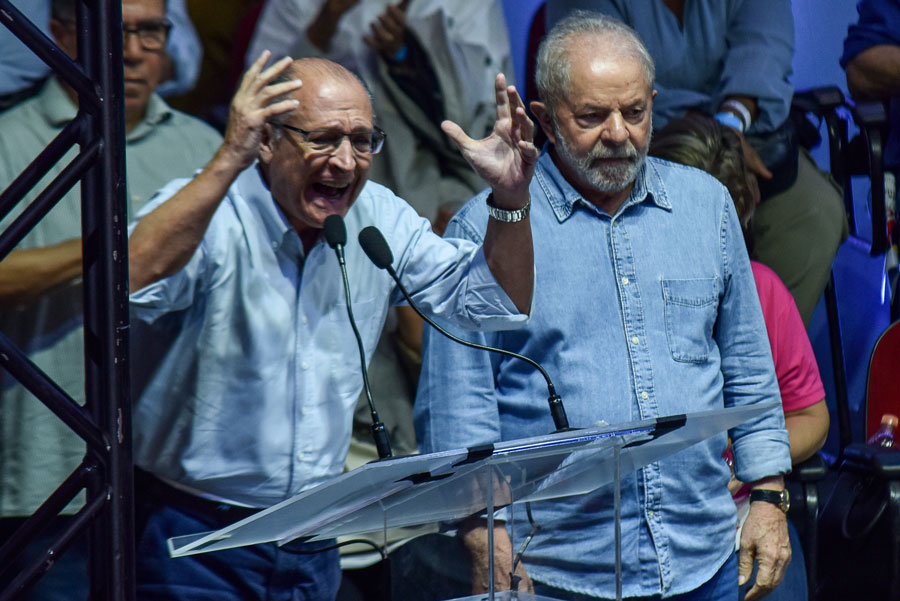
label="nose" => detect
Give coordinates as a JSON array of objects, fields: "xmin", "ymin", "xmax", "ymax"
[
  {"xmin": 328, "ymin": 137, "xmax": 356, "ymax": 171},
  {"xmin": 601, "ymin": 111, "xmax": 629, "ymax": 145},
  {"xmin": 122, "ymin": 30, "xmax": 143, "ymax": 62}
]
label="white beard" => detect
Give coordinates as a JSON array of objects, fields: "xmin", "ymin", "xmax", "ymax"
[{"xmin": 554, "ymin": 123, "xmax": 650, "ymax": 194}]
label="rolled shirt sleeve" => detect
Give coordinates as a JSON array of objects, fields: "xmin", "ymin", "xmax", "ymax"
[{"xmin": 713, "ymin": 185, "xmax": 792, "ymax": 483}]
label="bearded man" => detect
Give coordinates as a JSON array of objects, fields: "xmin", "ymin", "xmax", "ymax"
[{"xmin": 416, "ymin": 11, "xmax": 792, "ymax": 601}]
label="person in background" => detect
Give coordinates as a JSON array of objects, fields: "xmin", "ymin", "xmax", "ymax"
[
  {"xmin": 0, "ymin": 0, "xmax": 222, "ymax": 598},
  {"xmin": 165, "ymin": 0, "xmax": 265, "ymax": 129},
  {"xmin": 245, "ymin": 0, "xmax": 513, "ymax": 222},
  {"xmin": 650, "ymin": 113, "xmax": 830, "ymax": 601},
  {"xmin": 843, "ymin": 0, "xmax": 900, "ymax": 276},
  {"xmin": 417, "ymin": 12, "xmax": 791, "ymax": 601},
  {"xmin": 843, "ymin": 0, "xmax": 900, "ymax": 176},
  {"xmin": 547, "ymin": 0, "xmax": 849, "ymax": 325},
  {"xmin": 0, "ymin": 0, "xmax": 201, "ymax": 110}
]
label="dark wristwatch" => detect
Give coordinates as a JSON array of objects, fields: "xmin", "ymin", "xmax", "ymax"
[{"xmin": 749, "ymin": 488, "xmax": 790, "ymax": 514}]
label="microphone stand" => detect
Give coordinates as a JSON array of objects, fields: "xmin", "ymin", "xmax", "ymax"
[
  {"xmin": 325, "ymin": 216, "xmax": 392, "ymax": 459},
  {"xmin": 358, "ymin": 226, "xmax": 571, "ymax": 432}
]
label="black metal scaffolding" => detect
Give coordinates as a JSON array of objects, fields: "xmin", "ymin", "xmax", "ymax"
[{"xmin": 0, "ymin": 0, "xmax": 134, "ymax": 599}]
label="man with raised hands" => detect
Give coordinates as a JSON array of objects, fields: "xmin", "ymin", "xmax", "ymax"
[{"xmin": 127, "ymin": 53, "xmax": 536, "ymax": 600}]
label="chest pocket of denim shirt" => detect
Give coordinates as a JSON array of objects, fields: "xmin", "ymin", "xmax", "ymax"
[{"xmin": 661, "ymin": 277, "xmax": 719, "ymax": 363}]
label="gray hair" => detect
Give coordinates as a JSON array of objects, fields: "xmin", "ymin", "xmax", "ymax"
[{"xmin": 535, "ymin": 10, "xmax": 655, "ymax": 110}]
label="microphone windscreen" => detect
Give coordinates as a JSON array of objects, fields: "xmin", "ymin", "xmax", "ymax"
[
  {"xmin": 358, "ymin": 226, "xmax": 394, "ymax": 270},
  {"xmin": 323, "ymin": 214, "xmax": 347, "ymax": 249}
]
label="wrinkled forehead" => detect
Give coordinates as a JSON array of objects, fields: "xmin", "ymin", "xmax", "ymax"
[
  {"xmin": 568, "ymin": 35, "xmax": 652, "ymax": 91},
  {"xmin": 291, "ymin": 60, "xmax": 372, "ymax": 108},
  {"xmin": 289, "ymin": 78, "xmax": 373, "ymax": 130},
  {"xmin": 122, "ymin": 0, "xmax": 166, "ymax": 20}
]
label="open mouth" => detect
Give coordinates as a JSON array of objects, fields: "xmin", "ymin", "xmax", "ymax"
[{"xmin": 312, "ymin": 182, "xmax": 350, "ymax": 199}]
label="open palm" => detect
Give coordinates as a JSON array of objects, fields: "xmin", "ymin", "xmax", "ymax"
[{"xmin": 442, "ymin": 74, "xmax": 538, "ymax": 204}]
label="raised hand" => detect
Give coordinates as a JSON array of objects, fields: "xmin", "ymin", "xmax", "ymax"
[
  {"xmin": 220, "ymin": 51, "xmax": 303, "ymax": 171},
  {"xmin": 363, "ymin": 0, "xmax": 411, "ymax": 59},
  {"xmin": 441, "ymin": 74, "xmax": 539, "ymax": 207}
]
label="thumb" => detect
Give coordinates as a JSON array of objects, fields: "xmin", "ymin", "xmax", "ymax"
[
  {"xmin": 737, "ymin": 547, "xmax": 754, "ymax": 587},
  {"xmin": 441, "ymin": 120, "xmax": 472, "ymax": 151}
]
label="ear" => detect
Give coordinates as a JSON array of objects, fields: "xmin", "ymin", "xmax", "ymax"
[
  {"xmin": 258, "ymin": 123, "xmax": 276, "ymax": 164},
  {"xmin": 530, "ymin": 101, "xmax": 557, "ymax": 145}
]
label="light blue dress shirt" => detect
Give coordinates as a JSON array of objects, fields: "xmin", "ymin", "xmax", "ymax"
[
  {"xmin": 546, "ymin": 0, "xmax": 795, "ymax": 133},
  {"xmin": 129, "ymin": 165, "xmax": 526, "ymax": 508},
  {"xmin": 415, "ymin": 153, "xmax": 791, "ymax": 598}
]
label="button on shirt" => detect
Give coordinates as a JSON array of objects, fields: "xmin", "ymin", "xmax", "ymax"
[
  {"xmin": 416, "ymin": 153, "xmax": 790, "ymax": 598},
  {"xmin": 129, "ymin": 166, "xmax": 526, "ymax": 508}
]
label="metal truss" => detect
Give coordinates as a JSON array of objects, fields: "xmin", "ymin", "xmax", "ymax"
[{"xmin": 0, "ymin": 0, "xmax": 134, "ymax": 599}]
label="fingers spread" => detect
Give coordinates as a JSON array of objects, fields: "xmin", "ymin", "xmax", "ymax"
[
  {"xmin": 513, "ymin": 105, "xmax": 535, "ymax": 144},
  {"xmin": 441, "ymin": 120, "xmax": 471, "ymax": 150},
  {"xmin": 383, "ymin": 5, "xmax": 406, "ymax": 31},
  {"xmin": 260, "ymin": 98, "xmax": 301, "ymax": 121},
  {"xmin": 494, "ymin": 73, "xmax": 511, "ymax": 122}
]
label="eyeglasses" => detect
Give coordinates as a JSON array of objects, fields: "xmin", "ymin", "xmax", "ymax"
[
  {"xmin": 122, "ymin": 19, "xmax": 172, "ymax": 51},
  {"xmin": 279, "ymin": 124, "xmax": 386, "ymax": 155}
]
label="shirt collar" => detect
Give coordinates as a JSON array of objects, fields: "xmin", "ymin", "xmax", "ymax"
[
  {"xmin": 39, "ymin": 77, "xmax": 172, "ymax": 142},
  {"xmin": 239, "ymin": 164, "xmax": 309, "ymax": 258},
  {"xmin": 126, "ymin": 92, "xmax": 172, "ymax": 142},
  {"xmin": 534, "ymin": 149, "xmax": 673, "ymax": 221},
  {"xmin": 39, "ymin": 77, "xmax": 78, "ymax": 127}
]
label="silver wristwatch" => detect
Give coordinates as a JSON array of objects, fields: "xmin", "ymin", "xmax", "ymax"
[{"xmin": 486, "ymin": 193, "xmax": 531, "ymax": 223}]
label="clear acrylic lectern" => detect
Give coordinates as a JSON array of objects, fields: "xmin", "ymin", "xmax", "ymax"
[{"xmin": 167, "ymin": 403, "xmax": 776, "ymax": 601}]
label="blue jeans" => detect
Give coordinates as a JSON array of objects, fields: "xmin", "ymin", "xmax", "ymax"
[
  {"xmin": 533, "ymin": 552, "xmax": 738, "ymax": 601},
  {"xmin": 136, "ymin": 474, "xmax": 341, "ymax": 601}
]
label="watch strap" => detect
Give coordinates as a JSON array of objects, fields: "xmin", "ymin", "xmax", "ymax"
[
  {"xmin": 749, "ymin": 488, "xmax": 789, "ymax": 513},
  {"xmin": 486, "ymin": 193, "xmax": 531, "ymax": 223}
]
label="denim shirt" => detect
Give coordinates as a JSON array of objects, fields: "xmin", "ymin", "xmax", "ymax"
[
  {"xmin": 415, "ymin": 153, "xmax": 790, "ymax": 598},
  {"xmin": 128, "ymin": 166, "xmax": 526, "ymax": 508}
]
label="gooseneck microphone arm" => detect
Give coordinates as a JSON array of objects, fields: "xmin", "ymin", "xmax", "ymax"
[
  {"xmin": 357, "ymin": 226, "xmax": 571, "ymax": 432},
  {"xmin": 323, "ymin": 216, "xmax": 392, "ymax": 459}
]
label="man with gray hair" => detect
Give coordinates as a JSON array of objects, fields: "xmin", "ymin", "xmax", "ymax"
[{"xmin": 416, "ymin": 11, "xmax": 791, "ymax": 601}]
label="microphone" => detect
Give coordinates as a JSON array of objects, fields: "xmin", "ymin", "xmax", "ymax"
[
  {"xmin": 357, "ymin": 225, "xmax": 572, "ymax": 432},
  {"xmin": 323, "ymin": 215, "xmax": 392, "ymax": 459}
]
